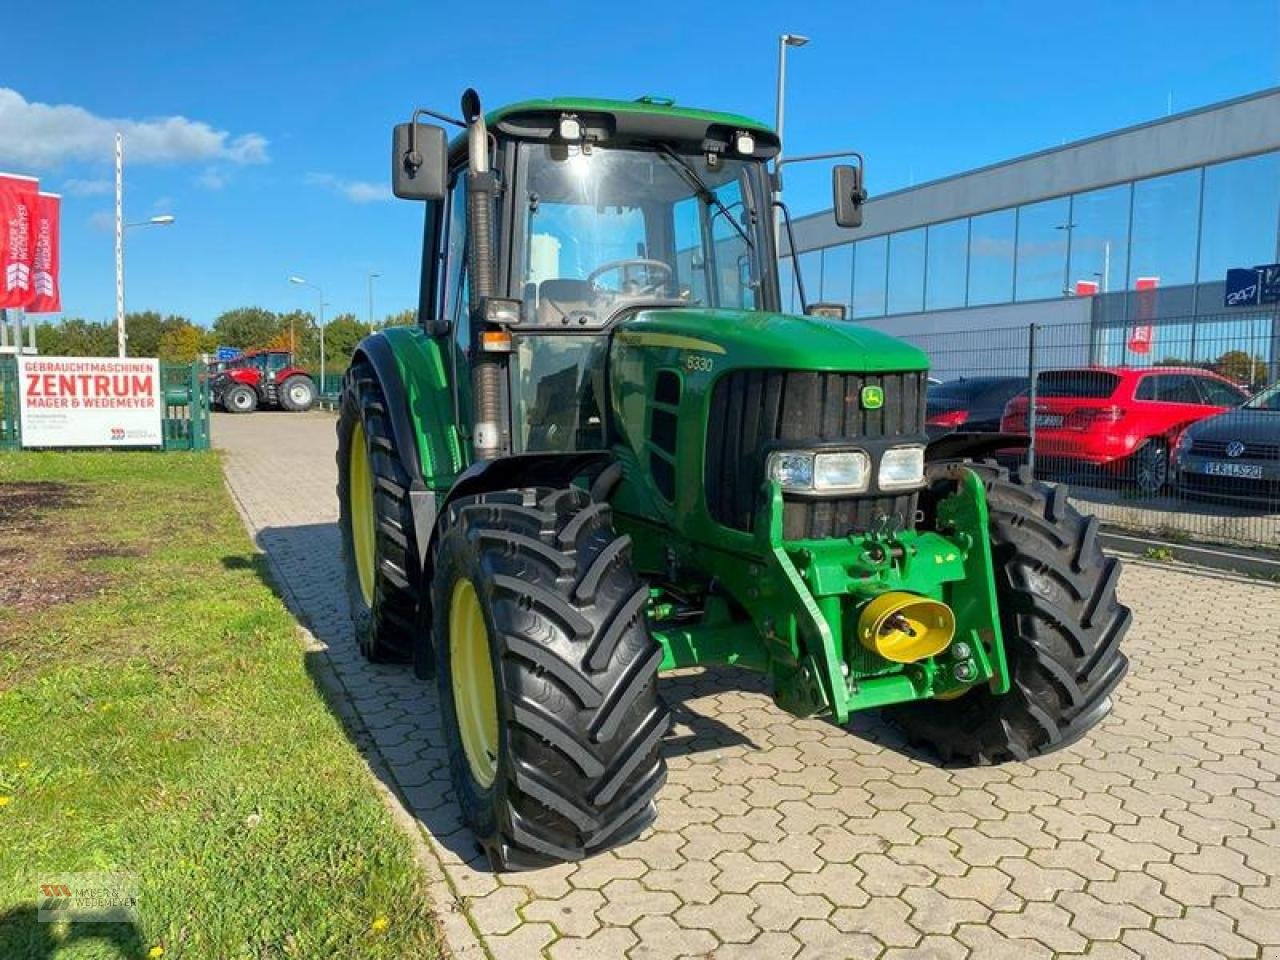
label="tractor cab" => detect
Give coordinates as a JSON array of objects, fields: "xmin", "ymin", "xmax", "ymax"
[{"xmin": 393, "ymin": 94, "xmax": 864, "ymax": 460}]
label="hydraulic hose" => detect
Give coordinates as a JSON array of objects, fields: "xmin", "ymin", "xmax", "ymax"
[{"xmin": 462, "ymin": 88, "xmax": 502, "ymax": 460}]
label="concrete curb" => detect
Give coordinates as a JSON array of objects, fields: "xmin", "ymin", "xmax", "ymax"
[{"xmin": 1101, "ymin": 529, "xmax": 1280, "ymax": 582}]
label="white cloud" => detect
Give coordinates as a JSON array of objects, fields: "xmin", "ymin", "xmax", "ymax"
[
  {"xmin": 62, "ymin": 177, "xmax": 113, "ymax": 196},
  {"xmin": 0, "ymin": 87, "xmax": 270, "ymax": 168},
  {"xmin": 197, "ymin": 167, "xmax": 227, "ymax": 190},
  {"xmin": 89, "ymin": 210, "xmax": 114, "ymax": 232},
  {"xmin": 306, "ymin": 172, "xmax": 389, "ymax": 204}
]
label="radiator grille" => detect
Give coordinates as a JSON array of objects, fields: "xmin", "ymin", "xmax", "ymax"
[{"xmin": 704, "ymin": 369, "xmax": 927, "ymax": 539}]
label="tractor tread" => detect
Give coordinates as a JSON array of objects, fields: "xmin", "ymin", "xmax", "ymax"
[
  {"xmin": 889, "ymin": 462, "xmax": 1131, "ymax": 765},
  {"xmin": 432, "ymin": 485, "xmax": 668, "ymax": 871},
  {"xmin": 336, "ymin": 359, "xmax": 421, "ymax": 664}
]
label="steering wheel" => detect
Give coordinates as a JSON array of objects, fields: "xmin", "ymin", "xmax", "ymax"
[{"xmin": 586, "ymin": 258, "xmax": 673, "ymax": 297}]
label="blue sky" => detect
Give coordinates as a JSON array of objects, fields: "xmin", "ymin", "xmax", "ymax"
[{"xmin": 4, "ymin": 0, "xmax": 1278, "ymax": 327}]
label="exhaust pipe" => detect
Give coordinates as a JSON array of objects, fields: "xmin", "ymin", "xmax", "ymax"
[
  {"xmin": 461, "ymin": 88, "xmax": 502, "ymax": 460},
  {"xmin": 857, "ymin": 591, "xmax": 955, "ymax": 663}
]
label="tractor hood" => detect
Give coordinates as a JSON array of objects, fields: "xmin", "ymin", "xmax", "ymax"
[{"xmin": 614, "ymin": 308, "xmax": 929, "ymax": 373}]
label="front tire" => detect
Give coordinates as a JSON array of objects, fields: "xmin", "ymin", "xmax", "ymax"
[
  {"xmin": 431, "ymin": 486, "xmax": 669, "ymax": 870},
  {"xmin": 336, "ymin": 361, "xmax": 421, "ymax": 663},
  {"xmin": 279, "ymin": 375, "xmax": 316, "ymax": 412},
  {"xmin": 889, "ymin": 462, "xmax": 1131, "ymax": 764},
  {"xmin": 224, "ymin": 384, "xmax": 257, "ymax": 414}
]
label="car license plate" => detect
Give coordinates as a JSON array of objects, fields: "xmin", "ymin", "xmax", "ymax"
[
  {"xmin": 1203, "ymin": 461, "xmax": 1263, "ymax": 479},
  {"xmin": 1033, "ymin": 413, "xmax": 1064, "ymax": 428}
]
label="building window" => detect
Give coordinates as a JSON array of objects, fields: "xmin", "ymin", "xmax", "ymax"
[
  {"xmin": 796, "ymin": 249, "xmax": 822, "ymax": 309},
  {"xmin": 1068, "ymin": 183, "xmax": 1130, "ymax": 296},
  {"xmin": 967, "ymin": 208, "xmax": 1016, "ymax": 306},
  {"xmin": 1129, "ymin": 168, "xmax": 1201, "ymax": 290},
  {"xmin": 852, "ymin": 235, "xmax": 888, "ymax": 319},
  {"xmin": 779, "ymin": 256, "xmax": 796, "ymax": 313},
  {"xmin": 887, "ymin": 228, "xmax": 926, "ymax": 315},
  {"xmin": 820, "ymin": 243, "xmax": 853, "ymax": 310},
  {"xmin": 1015, "ymin": 197, "xmax": 1070, "ymax": 301},
  {"xmin": 1198, "ymin": 151, "xmax": 1280, "ymax": 283},
  {"xmin": 925, "ymin": 218, "xmax": 968, "ymax": 311}
]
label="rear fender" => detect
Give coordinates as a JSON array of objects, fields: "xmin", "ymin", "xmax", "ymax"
[{"xmin": 352, "ymin": 328, "xmax": 465, "ymax": 571}]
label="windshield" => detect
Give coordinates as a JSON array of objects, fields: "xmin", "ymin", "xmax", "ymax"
[
  {"xmin": 516, "ymin": 142, "xmax": 771, "ymax": 325},
  {"xmin": 1245, "ymin": 382, "xmax": 1280, "ymax": 411}
]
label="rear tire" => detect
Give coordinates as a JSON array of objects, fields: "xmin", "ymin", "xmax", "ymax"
[
  {"xmin": 889, "ymin": 462, "xmax": 1131, "ymax": 764},
  {"xmin": 224, "ymin": 384, "xmax": 257, "ymax": 414},
  {"xmin": 1130, "ymin": 438, "xmax": 1169, "ymax": 494},
  {"xmin": 279, "ymin": 375, "xmax": 316, "ymax": 412},
  {"xmin": 336, "ymin": 361, "xmax": 421, "ymax": 663},
  {"xmin": 431, "ymin": 486, "xmax": 669, "ymax": 870}
]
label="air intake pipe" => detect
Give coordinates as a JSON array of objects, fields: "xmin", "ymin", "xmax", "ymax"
[{"xmin": 461, "ymin": 88, "xmax": 502, "ymax": 460}]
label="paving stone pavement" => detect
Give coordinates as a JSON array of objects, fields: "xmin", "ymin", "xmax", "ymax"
[{"xmin": 215, "ymin": 410, "xmax": 1280, "ymax": 960}]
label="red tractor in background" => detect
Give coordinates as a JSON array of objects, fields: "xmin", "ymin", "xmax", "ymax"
[{"xmin": 211, "ymin": 350, "xmax": 318, "ymax": 413}]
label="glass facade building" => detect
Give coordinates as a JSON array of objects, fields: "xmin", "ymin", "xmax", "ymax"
[
  {"xmin": 784, "ymin": 88, "xmax": 1280, "ymax": 332},
  {"xmin": 785, "ymin": 148, "xmax": 1280, "ymax": 320}
]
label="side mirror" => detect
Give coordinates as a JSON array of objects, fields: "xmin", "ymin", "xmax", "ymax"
[
  {"xmin": 832, "ymin": 164, "xmax": 866, "ymax": 228},
  {"xmin": 392, "ymin": 121, "xmax": 447, "ymax": 201}
]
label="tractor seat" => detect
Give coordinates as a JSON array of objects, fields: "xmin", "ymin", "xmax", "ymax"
[{"xmin": 537, "ymin": 278, "xmax": 595, "ymax": 326}]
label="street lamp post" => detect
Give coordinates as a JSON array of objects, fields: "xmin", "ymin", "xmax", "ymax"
[
  {"xmin": 368, "ymin": 272, "xmax": 380, "ymax": 327},
  {"xmin": 288, "ymin": 275, "xmax": 326, "ymax": 394},
  {"xmin": 115, "ymin": 132, "xmax": 177, "ymax": 356},
  {"xmin": 773, "ymin": 33, "xmax": 810, "ymax": 249}
]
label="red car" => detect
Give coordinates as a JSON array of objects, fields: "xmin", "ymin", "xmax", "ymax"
[{"xmin": 1001, "ymin": 366, "xmax": 1249, "ymax": 493}]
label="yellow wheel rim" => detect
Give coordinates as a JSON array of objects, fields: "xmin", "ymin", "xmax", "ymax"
[
  {"xmin": 349, "ymin": 421, "xmax": 377, "ymax": 607},
  {"xmin": 450, "ymin": 578, "xmax": 499, "ymax": 788}
]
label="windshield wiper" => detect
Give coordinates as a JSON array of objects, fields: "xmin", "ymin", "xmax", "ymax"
[{"xmin": 652, "ymin": 144, "xmax": 755, "ymax": 250}]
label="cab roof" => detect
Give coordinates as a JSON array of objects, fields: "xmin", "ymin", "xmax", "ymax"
[
  {"xmin": 487, "ymin": 96, "xmax": 774, "ymax": 135},
  {"xmin": 448, "ymin": 95, "xmax": 779, "ymax": 159}
]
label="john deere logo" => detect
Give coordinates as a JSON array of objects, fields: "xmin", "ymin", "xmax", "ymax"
[{"xmin": 861, "ymin": 385, "xmax": 884, "ymax": 409}]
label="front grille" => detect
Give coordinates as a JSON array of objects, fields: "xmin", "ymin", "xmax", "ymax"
[
  {"xmin": 1190, "ymin": 439, "xmax": 1280, "ymax": 460},
  {"xmin": 705, "ymin": 369, "xmax": 927, "ymax": 539}
]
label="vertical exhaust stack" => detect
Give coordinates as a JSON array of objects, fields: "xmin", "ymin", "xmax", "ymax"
[{"xmin": 461, "ymin": 88, "xmax": 502, "ymax": 460}]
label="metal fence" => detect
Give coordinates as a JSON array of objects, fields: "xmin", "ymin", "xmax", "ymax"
[
  {"xmin": 0, "ymin": 358, "xmax": 211, "ymax": 452},
  {"xmin": 908, "ymin": 310, "xmax": 1280, "ymax": 552}
]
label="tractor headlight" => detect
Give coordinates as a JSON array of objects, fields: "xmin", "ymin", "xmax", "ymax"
[
  {"xmin": 879, "ymin": 445, "xmax": 926, "ymax": 490},
  {"xmin": 767, "ymin": 450, "xmax": 871, "ymax": 494}
]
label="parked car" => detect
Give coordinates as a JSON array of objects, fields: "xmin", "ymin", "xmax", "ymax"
[
  {"xmin": 1001, "ymin": 366, "xmax": 1249, "ymax": 494},
  {"xmin": 926, "ymin": 376, "xmax": 1028, "ymax": 438},
  {"xmin": 1173, "ymin": 381, "xmax": 1280, "ymax": 504}
]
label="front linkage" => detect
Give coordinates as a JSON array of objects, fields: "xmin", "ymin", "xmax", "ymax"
[{"xmin": 648, "ymin": 465, "xmax": 1009, "ymax": 725}]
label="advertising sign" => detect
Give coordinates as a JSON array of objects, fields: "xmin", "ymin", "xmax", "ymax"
[
  {"xmin": 17, "ymin": 356, "xmax": 164, "ymax": 448},
  {"xmin": 1224, "ymin": 264, "xmax": 1280, "ymax": 307},
  {"xmin": 215, "ymin": 345, "xmax": 242, "ymax": 362},
  {"xmin": 0, "ymin": 172, "xmax": 39, "ymax": 308},
  {"xmin": 28, "ymin": 193, "xmax": 60, "ymax": 313},
  {"xmin": 1128, "ymin": 277, "xmax": 1158, "ymax": 355}
]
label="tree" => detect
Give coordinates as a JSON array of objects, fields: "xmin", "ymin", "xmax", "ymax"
[
  {"xmin": 378, "ymin": 308, "xmax": 417, "ymax": 329},
  {"xmin": 1215, "ymin": 350, "xmax": 1267, "ymax": 388},
  {"xmin": 211, "ymin": 307, "xmax": 282, "ymax": 351},
  {"xmin": 35, "ymin": 317, "xmax": 115, "ymax": 356},
  {"xmin": 323, "ymin": 313, "xmax": 372, "ymax": 371},
  {"xmin": 157, "ymin": 321, "xmax": 207, "ymax": 363}
]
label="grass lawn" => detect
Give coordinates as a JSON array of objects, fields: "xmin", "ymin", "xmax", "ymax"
[{"xmin": 0, "ymin": 451, "xmax": 441, "ymax": 959}]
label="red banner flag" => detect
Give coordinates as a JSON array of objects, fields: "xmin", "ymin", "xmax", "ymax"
[
  {"xmin": 1128, "ymin": 276, "xmax": 1159, "ymax": 355},
  {"xmin": 0, "ymin": 172, "xmax": 39, "ymax": 308},
  {"xmin": 28, "ymin": 193, "xmax": 61, "ymax": 313}
]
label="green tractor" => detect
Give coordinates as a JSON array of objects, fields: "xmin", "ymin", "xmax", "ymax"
[{"xmin": 337, "ymin": 89, "xmax": 1131, "ymax": 870}]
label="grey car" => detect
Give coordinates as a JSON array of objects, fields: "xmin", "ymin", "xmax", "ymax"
[{"xmin": 1174, "ymin": 381, "xmax": 1280, "ymax": 504}]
